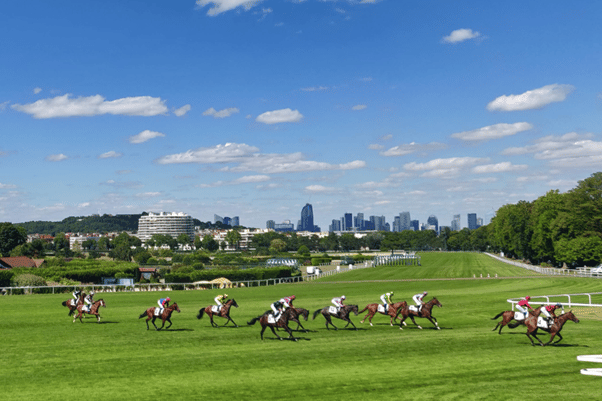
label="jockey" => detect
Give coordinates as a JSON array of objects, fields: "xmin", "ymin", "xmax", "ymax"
[
  {"xmin": 72, "ymin": 289, "xmax": 82, "ymax": 304},
  {"xmin": 84, "ymin": 291, "xmax": 95, "ymax": 312},
  {"xmin": 214, "ymin": 294, "xmax": 228, "ymax": 311},
  {"xmin": 541, "ymin": 303, "xmax": 562, "ymax": 326},
  {"xmin": 281, "ymin": 295, "xmax": 296, "ymax": 309},
  {"xmin": 380, "ymin": 292, "xmax": 393, "ymax": 313},
  {"xmin": 271, "ymin": 300, "xmax": 285, "ymax": 319},
  {"xmin": 158, "ymin": 297, "xmax": 170, "ymax": 314},
  {"xmin": 413, "ymin": 291, "xmax": 428, "ymax": 315},
  {"xmin": 332, "ymin": 295, "xmax": 346, "ymax": 311},
  {"xmin": 516, "ymin": 296, "xmax": 533, "ymax": 320}
]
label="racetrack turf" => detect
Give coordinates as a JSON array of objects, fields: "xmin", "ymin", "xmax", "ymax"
[{"xmin": 1, "ymin": 252, "xmax": 601, "ymax": 400}]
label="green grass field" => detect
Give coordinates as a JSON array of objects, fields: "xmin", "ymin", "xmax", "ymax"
[{"xmin": 2, "ymin": 253, "xmax": 601, "ymax": 400}]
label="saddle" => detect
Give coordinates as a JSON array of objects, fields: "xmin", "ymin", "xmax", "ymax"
[
  {"xmin": 211, "ymin": 305, "xmax": 221, "ymax": 313},
  {"xmin": 377, "ymin": 304, "xmax": 388, "ymax": 314},
  {"xmin": 267, "ymin": 312, "xmax": 281, "ymax": 324},
  {"xmin": 513, "ymin": 311, "xmax": 526, "ymax": 321},
  {"xmin": 328, "ymin": 306, "xmax": 338, "ymax": 314},
  {"xmin": 409, "ymin": 305, "xmax": 421, "ymax": 313},
  {"xmin": 537, "ymin": 316, "xmax": 552, "ymax": 329},
  {"xmin": 154, "ymin": 307, "xmax": 163, "ymax": 316}
]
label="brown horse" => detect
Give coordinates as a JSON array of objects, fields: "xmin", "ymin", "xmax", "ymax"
[
  {"xmin": 359, "ymin": 301, "xmax": 407, "ymax": 326},
  {"xmin": 197, "ymin": 298, "xmax": 239, "ymax": 327},
  {"xmin": 396, "ymin": 297, "xmax": 442, "ymax": 330},
  {"xmin": 62, "ymin": 296, "xmax": 85, "ymax": 317},
  {"xmin": 518, "ymin": 310, "xmax": 579, "ymax": 346},
  {"xmin": 491, "ymin": 306, "xmax": 543, "ymax": 334},
  {"xmin": 139, "ymin": 302, "xmax": 181, "ymax": 330},
  {"xmin": 288, "ymin": 307, "xmax": 310, "ymax": 331},
  {"xmin": 247, "ymin": 308, "xmax": 297, "ymax": 341},
  {"xmin": 313, "ymin": 304, "xmax": 359, "ymax": 330},
  {"xmin": 73, "ymin": 299, "xmax": 106, "ymax": 323}
]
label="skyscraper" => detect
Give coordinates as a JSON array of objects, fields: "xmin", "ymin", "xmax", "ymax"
[
  {"xmin": 451, "ymin": 214, "xmax": 461, "ymax": 231},
  {"xmin": 467, "ymin": 213, "xmax": 477, "ymax": 230},
  {"xmin": 427, "ymin": 215, "xmax": 439, "ymax": 233},
  {"xmin": 299, "ymin": 203, "xmax": 315, "ymax": 232},
  {"xmin": 342, "ymin": 213, "xmax": 352, "ymax": 231},
  {"xmin": 399, "ymin": 211, "xmax": 411, "ymax": 231}
]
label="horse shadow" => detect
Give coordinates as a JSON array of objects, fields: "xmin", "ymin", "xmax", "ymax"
[
  {"xmin": 265, "ymin": 336, "xmax": 311, "ymax": 342},
  {"xmin": 159, "ymin": 328, "xmax": 194, "ymax": 332}
]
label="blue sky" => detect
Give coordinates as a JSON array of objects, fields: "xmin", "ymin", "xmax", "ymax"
[{"xmin": 2, "ymin": 0, "xmax": 602, "ymax": 230}]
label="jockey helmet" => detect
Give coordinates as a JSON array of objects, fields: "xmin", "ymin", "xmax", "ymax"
[
  {"xmin": 341, "ymin": 295, "xmax": 346, "ymax": 299},
  {"xmin": 390, "ymin": 291, "xmax": 393, "ymax": 296},
  {"xmin": 556, "ymin": 303, "xmax": 562, "ymax": 307},
  {"xmin": 90, "ymin": 291, "xmax": 95, "ymax": 295},
  {"xmin": 423, "ymin": 291, "xmax": 428, "ymax": 295},
  {"xmin": 224, "ymin": 294, "xmax": 228, "ymax": 298},
  {"xmin": 166, "ymin": 297, "xmax": 171, "ymax": 301},
  {"xmin": 290, "ymin": 295, "xmax": 296, "ymax": 300},
  {"xmin": 525, "ymin": 296, "xmax": 531, "ymax": 300}
]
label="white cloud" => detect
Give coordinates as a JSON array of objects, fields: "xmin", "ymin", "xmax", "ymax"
[
  {"xmin": 136, "ymin": 192, "xmax": 162, "ymax": 197},
  {"xmin": 46, "ymin": 154, "xmax": 68, "ymax": 162},
  {"xmin": 174, "ymin": 104, "xmax": 191, "ymax": 117},
  {"xmin": 33, "ymin": 87, "xmax": 42, "ymax": 94},
  {"xmin": 451, "ymin": 122, "xmax": 533, "ymax": 141},
  {"xmin": 352, "ymin": 104, "xmax": 367, "ymax": 111},
  {"xmin": 0, "ymin": 182, "xmax": 17, "ymax": 189},
  {"xmin": 305, "ymin": 185, "xmax": 342, "ymax": 194},
  {"xmin": 442, "ymin": 28, "xmax": 481, "ymax": 44},
  {"xmin": 472, "ymin": 162, "xmax": 528, "ymax": 174},
  {"xmin": 129, "ymin": 130, "xmax": 166, "ymax": 144},
  {"xmin": 198, "ymin": 175, "xmax": 271, "ymax": 188},
  {"xmin": 256, "ymin": 108, "xmax": 303, "ymax": 124},
  {"xmin": 0, "ymin": 101, "xmax": 9, "ymax": 111},
  {"xmin": 501, "ymin": 132, "xmax": 599, "ymax": 163},
  {"xmin": 156, "ymin": 142, "xmax": 366, "ymax": 174},
  {"xmin": 487, "ymin": 84, "xmax": 575, "ymax": 112},
  {"xmin": 196, "ymin": 0, "xmax": 263, "ymax": 16},
  {"xmin": 12, "ymin": 94, "xmax": 169, "ymax": 118},
  {"xmin": 203, "ymin": 107, "xmax": 240, "ymax": 118},
  {"xmin": 380, "ymin": 142, "xmax": 446, "ymax": 157},
  {"xmin": 301, "ymin": 86, "xmax": 329, "ymax": 92},
  {"xmin": 98, "ymin": 150, "xmax": 122, "ymax": 159},
  {"xmin": 404, "ymin": 157, "xmax": 487, "ymax": 175}
]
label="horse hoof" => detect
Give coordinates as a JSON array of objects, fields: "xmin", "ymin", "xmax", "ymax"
[
  {"xmin": 437, "ymin": 327, "xmax": 440, "ymax": 330},
  {"xmin": 418, "ymin": 326, "xmax": 422, "ymax": 330},
  {"xmin": 399, "ymin": 327, "xmax": 403, "ymax": 330},
  {"xmin": 403, "ymin": 322, "xmax": 407, "ymax": 326},
  {"xmin": 370, "ymin": 323, "xmax": 373, "ymax": 327}
]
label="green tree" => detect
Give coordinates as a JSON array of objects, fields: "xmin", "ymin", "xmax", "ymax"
[
  {"xmin": 269, "ymin": 238, "xmax": 287, "ymax": 254},
  {"xmin": 225, "ymin": 230, "xmax": 242, "ymax": 250},
  {"xmin": 177, "ymin": 233, "xmax": 192, "ymax": 247},
  {"xmin": 201, "ymin": 235, "xmax": 219, "ymax": 252},
  {"xmin": 0, "ymin": 223, "xmax": 27, "ymax": 255},
  {"xmin": 53, "ymin": 232, "xmax": 72, "ymax": 257}
]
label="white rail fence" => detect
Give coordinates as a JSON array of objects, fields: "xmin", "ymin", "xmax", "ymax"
[
  {"xmin": 485, "ymin": 253, "xmax": 602, "ymax": 278},
  {"xmin": 506, "ymin": 293, "xmax": 602, "ymax": 310}
]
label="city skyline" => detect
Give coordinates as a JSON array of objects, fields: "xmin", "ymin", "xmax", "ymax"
[{"xmin": 2, "ymin": 1, "xmax": 601, "ymax": 233}]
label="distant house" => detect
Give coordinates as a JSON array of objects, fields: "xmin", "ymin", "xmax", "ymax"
[
  {"xmin": 138, "ymin": 267, "xmax": 158, "ymax": 280},
  {"xmin": 0, "ymin": 257, "xmax": 45, "ymax": 269}
]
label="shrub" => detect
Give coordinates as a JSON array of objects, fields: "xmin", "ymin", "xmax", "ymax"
[{"xmin": 12, "ymin": 274, "xmax": 47, "ymax": 287}]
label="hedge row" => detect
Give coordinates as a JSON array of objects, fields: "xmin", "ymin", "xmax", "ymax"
[{"xmin": 164, "ymin": 267, "xmax": 295, "ymax": 283}]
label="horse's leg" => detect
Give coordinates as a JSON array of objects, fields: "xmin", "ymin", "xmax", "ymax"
[
  {"xmin": 426, "ymin": 314, "xmax": 439, "ymax": 330},
  {"xmin": 260, "ymin": 325, "xmax": 267, "ymax": 340},
  {"xmin": 409, "ymin": 315, "xmax": 421, "ymax": 329},
  {"xmin": 283, "ymin": 325, "xmax": 297, "ymax": 341},
  {"xmin": 209, "ymin": 313, "xmax": 217, "ymax": 328},
  {"xmin": 270, "ymin": 325, "xmax": 281, "ymax": 340},
  {"xmin": 151, "ymin": 317, "xmax": 160, "ymax": 330},
  {"xmin": 227, "ymin": 316, "xmax": 239, "ymax": 328},
  {"xmin": 528, "ymin": 328, "xmax": 544, "ymax": 346},
  {"xmin": 344, "ymin": 316, "xmax": 357, "ymax": 330},
  {"xmin": 146, "ymin": 316, "xmax": 151, "ymax": 330},
  {"xmin": 165, "ymin": 317, "xmax": 172, "ymax": 330},
  {"xmin": 327, "ymin": 315, "xmax": 338, "ymax": 330}
]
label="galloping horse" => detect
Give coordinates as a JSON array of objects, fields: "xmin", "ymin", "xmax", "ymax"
[
  {"xmin": 359, "ymin": 301, "xmax": 407, "ymax": 326},
  {"xmin": 73, "ymin": 299, "xmax": 106, "ymax": 323},
  {"xmin": 491, "ymin": 306, "xmax": 543, "ymax": 334},
  {"xmin": 396, "ymin": 297, "xmax": 442, "ymax": 330},
  {"xmin": 247, "ymin": 309, "xmax": 297, "ymax": 341},
  {"xmin": 288, "ymin": 307, "xmax": 310, "ymax": 331},
  {"xmin": 313, "ymin": 304, "xmax": 359, "ymax": 330},
  {"xmin": 517, "ymin": 310, "xmax": 579, "ymax": 346},
  {"xmin": 62, "ymin": 295, "xmax": 85, "ymax": 317},
  {"xmin": 197, "ymin": 298, "xmax": 239, "ymax": 327},
  {"xmin": 139, "ymin": 302, "xmax": 181, "ymax": 330}
]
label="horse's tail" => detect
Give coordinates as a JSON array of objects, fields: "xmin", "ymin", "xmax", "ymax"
[
  {"xmin": 358, "ymin": 305, "xmax": 370, "ymax": 313},
  {"xmin": 247, "ymin": 316, "xmax": 260, "ymax": 326},
  {"xmin": 491, "ymin": 312, "xmax": 505, "ymax": 320},
  {"xmin": 508, "ymin": 321, "xmax": 521, "ymax": 329},
  {"xmin": 197, "ymin": 309, "xmax": 204, "ymax": 320},
  {"xmin": 139, "ymin": 310, "xmax": 148, "ymax": 319},
  {"xmin": 312, "ymin": 309, "xmax": 322, "ymax": 320}
]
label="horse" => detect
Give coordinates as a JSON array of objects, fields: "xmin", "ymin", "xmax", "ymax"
[
  {"xmin": 62, "ymin": 296, "xmax": 85, "ymax": 317},
  {"xmin": 247, "ymin": 308, "xmax": 297, "ymax": 341},
  {"xmin": 359, "ymin": 301, "xmax": 407, "ymax": 326},
  {"xmin": 197, "ymin": 298, "xmax": 239, "ymax": 327},
  {"xmin": 313, "ymin": 304, "xmax": 359, "ymax": 330},
  {"xmin": 139, "ymin": 302, "xmax": 181, "ymax": 331},
  {"xmin": 73, "ymin": 299, "xmax": 106, "ymax": 323},
  {"xmin": 288, "ymin": 307, "xmax": 310, "ymax": 331},
  {"xmin": 396, "ymin": 297, "xmax": 442, "ymax": 330},
  {"xmin": 517, "ymin": 310, "xmax": 579, "ymax": 346},
  {"xmin": 491, "ymin": 306, "xmax": 543, "ymax": 334}
]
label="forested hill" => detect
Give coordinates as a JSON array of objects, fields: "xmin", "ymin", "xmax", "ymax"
[{"xmin": 15, "ymin": 213, "xmax": 214, "ymax": 235}]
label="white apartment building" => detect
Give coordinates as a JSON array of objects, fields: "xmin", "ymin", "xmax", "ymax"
[{"xmin": 137, "ymin": 212, "xmax": 194, "ymax": 243}]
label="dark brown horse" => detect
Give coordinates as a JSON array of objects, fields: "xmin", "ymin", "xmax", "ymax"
[
  {"xmin": 288, "ymin": 307, "xmax": 310, "ymax": 331},
  {"xmin": 515, "ymin": 310, "xmax": 579, "ymax": 346},
  {"xmin": 62, "ymin": 295, "xmax": 85, "ymax": 317},
  {"xmin": 139, "ymin": 302, "xmax": 181, "ymax": 330},
  {"xmin": 197, "ymin": 298, "xmax": 239, "ymax": 327},
  {"xmin": 396, "ymin": 297, "xmax": 442, "ymax": 330},
  {"xmin": 247, "ymin": 308, "xmax": 297, "ymax": 341},
  {"xmin": 73, "ymin": 299, "xmax": 106, "ymax": 323},
  {"xmin": 491, "ymin": 306, "xmax": 543, "ymax": 334},
  {"xmin": 359, "ymin": 301, "xmax": 407, "ymax": 326},
  {"xmin": 313, "ymin": 304, "xmax": 359, "ymax": 330}
]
